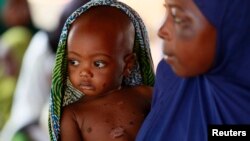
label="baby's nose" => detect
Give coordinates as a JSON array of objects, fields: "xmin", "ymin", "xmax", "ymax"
[{"xmin": 79, "ymin": 69, "xmax": 93, "ymax": 78}]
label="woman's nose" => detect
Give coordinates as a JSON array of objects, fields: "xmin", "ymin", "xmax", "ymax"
[{"xmin": 158, "ymin": 14, "xmax": 172, "ymax": 41}]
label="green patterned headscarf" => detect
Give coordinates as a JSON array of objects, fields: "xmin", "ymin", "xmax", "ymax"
[{"xmin": 48, "ymin": 0, "xmax": 155, "ymax": 140}]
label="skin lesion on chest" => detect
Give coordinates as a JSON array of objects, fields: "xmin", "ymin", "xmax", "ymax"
[
  {"xmin": 82, "ymin": 111, "xmax": 143, "ymax": 140},
  {"xmin": 84, "ymin": 125, "xmax": 130, "ymax": 140},
  {"xmin": 78, "ymin": 94, "xmax": 147, "ymax": 140}
]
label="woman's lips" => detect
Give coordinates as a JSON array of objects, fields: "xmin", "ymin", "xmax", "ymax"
[
  {"xmin": 163, "ymin": 54, "xmax": 169, "ymax": 60},
  {"xmin": 163, "ymin": 54, "xmax": 174, "ymax": 65}
]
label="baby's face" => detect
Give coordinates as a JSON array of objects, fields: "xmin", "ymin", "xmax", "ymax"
[
  {"xmin": 158, "ymin": 0, "xmax": 217, "ymax": 77},
  {"xmin": 67, "ymin": 7, "xmax": 134, "ymax": 96},
  {"xmin": 67, "ymin": 27, "xmax": 125, "ymax": 97}
]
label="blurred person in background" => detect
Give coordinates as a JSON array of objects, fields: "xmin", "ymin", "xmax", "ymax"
[
  {"xmin": 0, "ymin": 0, "xmax": 35, "ymax": 138},
  {"xmin": 0, "ymin": 0, "xmax": 38, "ymax": 38},
  {"xmin": 0, "ymin": 0, "xmax": 90, "ymax": 141},
  {"xmin": 1, "ymin": 0, "xmax": 37, "ymax": 33},
  {"xmin": 0, "ymin": 28, "xmax": 32, "ymax": 131}
]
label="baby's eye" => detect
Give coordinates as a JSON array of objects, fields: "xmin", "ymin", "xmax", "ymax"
[
  {"xmin": 94, "ymin": 60, "xmax": 106, "ymax": 68},
  {"xmin": 68, "ymin": 59, "xmax": 80, "ymax": 66}
]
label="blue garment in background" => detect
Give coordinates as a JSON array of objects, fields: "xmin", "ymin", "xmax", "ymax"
[{"xmin": 136, "ymin": 0, "xmax": 250, "ymax": 141}]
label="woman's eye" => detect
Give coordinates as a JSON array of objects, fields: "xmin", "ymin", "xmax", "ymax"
[
  {"xmin": 170, "ymin": 12, "xmax": 186, "ymax": 25},
  {"xmin": 94, "ymin": 60, "xmax": 106, "ymax": 68},
  {"xmin": 69, "ymin": 60, "xmax": 79, "ymax": 66},
  {"xmin": 169, "ymin": 7, "xmax": 186, "ymax": 25},
  {"xmin": 173, "ymin": 16, "xmax": 184, "ymax": 24}
]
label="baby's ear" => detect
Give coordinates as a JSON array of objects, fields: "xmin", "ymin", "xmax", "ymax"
[{"xmin": 123, "ymin": 53, "xmax": 136, "ymax": 76}]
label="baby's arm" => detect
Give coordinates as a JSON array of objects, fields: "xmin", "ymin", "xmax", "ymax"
[{"xmin": 60, "ymin": 106, "xmax": 82, "ymax": 141}]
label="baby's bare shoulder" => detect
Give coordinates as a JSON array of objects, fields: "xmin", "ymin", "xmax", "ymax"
[
  {"xmin": 62, "ymin": 98, "xmax": 88, "ymax": 116},
  {"xmin": 127, "ymin": 85, "xmax": 153, "ymax": 101}
]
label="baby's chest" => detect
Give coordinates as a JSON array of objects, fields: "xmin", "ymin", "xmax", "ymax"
[
  {"xmin": 83, "ymin": 102, "xmax": 145, "ymax": 125},
  {"xmin": 77, "ymin": 103, "xmax": 145, "ymax": 136}
]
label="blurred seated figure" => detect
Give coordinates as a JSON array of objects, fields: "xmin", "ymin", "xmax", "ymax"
[
  {"xmin": 0, "ymin": 30, "xmax": 54, "ymax": 141},
  {"xmin": 0, "ymin": 0, "xmax": 90, "ymax": 141},
  {"xmin": 0, "ymin": 0, "xmax": 36, "ymax": 140},
  {"xmin": 0, "ymin": 26, "xmax": 32, "ymax": 131},
  {"xmin": 0, "ymin": 41, "xmax": 17, "ymax": 131}
]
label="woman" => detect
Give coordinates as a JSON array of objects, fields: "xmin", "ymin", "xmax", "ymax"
[{"xmin": 136, "ymin": 0, "xmax": 250, "ymax": 141}]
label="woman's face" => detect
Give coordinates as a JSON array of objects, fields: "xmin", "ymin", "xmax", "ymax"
[{"xmin": 158, "ymin": 0, "xmax": 217, "ymax": 77}]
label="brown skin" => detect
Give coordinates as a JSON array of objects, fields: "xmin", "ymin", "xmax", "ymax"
[
  {"xmin": 158, "ymin": 0, "xmax": 217, "ymax": 77},
  {"xmin": 60, "ymin": 6, "xmax": 152, "ymax": 141},
  {"xmin": 3, "ymin": 0, "xmax": 31, "ymax": 27},
  {"xmin": 61, "ymin": 86, "xmax": 152, "ymax": 141}
]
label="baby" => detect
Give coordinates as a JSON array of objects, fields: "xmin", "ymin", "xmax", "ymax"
[{"xmin": 48, "ymin": 1, "xmax": 155, "ymax": 141}]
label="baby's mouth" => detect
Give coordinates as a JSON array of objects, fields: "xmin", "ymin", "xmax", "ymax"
[{"xmin": 79, "ymin": 82, "xmax": 94, "ymax": 90}]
